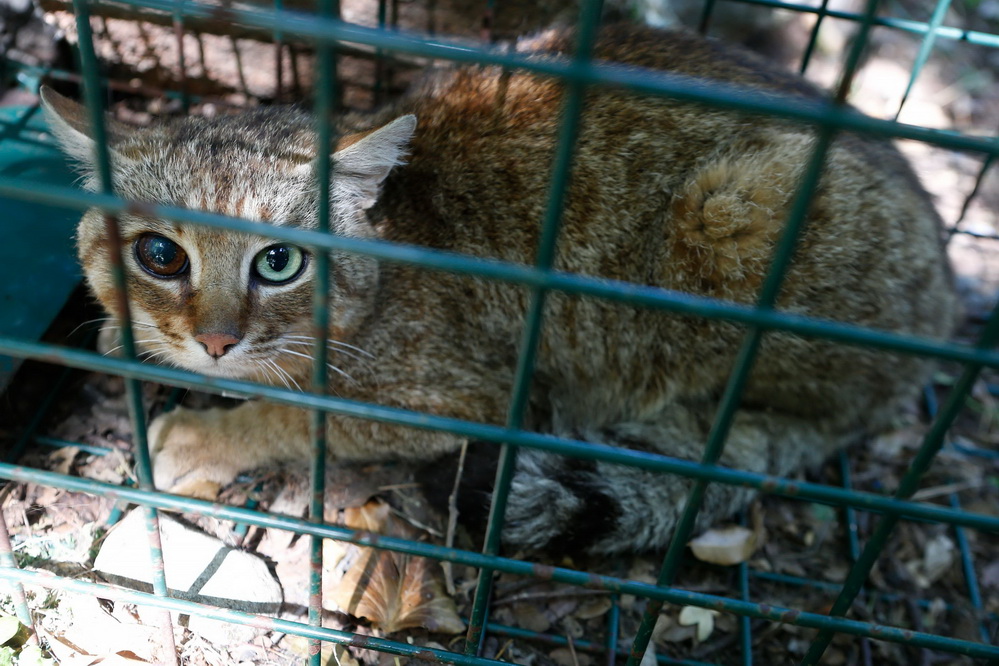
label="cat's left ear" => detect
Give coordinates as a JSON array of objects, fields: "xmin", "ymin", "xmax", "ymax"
[
  {"xmin": 39, "ymin": 86, "xmax": 135, "ymax": 187},
  {"xmin": 331, "ymin": 115, "xmax": 416, "ymax": 210}
]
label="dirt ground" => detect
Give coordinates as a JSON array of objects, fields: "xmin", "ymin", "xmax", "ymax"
[{"xmin": 1, "ymin": 0, "xmax": 999, "ymax": 664}]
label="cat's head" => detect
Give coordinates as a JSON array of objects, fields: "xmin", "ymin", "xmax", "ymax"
[{"xmin": 41, "ymin": 87, "xmax": 415, "ymax": 385}]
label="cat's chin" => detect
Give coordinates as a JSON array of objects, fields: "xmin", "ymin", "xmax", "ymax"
[{"xmin": 169, "ymin": 355, "xmax": 263, "ymax": 382}]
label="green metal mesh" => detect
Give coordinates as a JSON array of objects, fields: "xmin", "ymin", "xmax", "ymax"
[{"xmin": 1, "ymin": 0, "xmax": 999, "ymax": 663}]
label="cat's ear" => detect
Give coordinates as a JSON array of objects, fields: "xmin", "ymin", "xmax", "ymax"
[
  {"xmin": 331, "ymin": 115, "xmax": 416, "ymax": 210},
  {"xmin": 39, "ymin": 86, "xmax": 134, "ymax": 184}
]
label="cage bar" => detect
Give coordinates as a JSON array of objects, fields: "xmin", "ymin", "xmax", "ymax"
[{"xmin": 464, "ymin": 0, "xmax": 604, "ymax": 652}]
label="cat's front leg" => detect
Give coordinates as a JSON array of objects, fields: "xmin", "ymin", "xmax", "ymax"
[
  {"xmin": 148, "ymin": 399, "xmax": 467, "ymax": 498},
  {"xmin": 148, "ymin": 401, "xmax": 312, "ymax": 498}
]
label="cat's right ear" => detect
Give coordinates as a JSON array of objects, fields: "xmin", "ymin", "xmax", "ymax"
[
  {"xmin": 330, "ymin": 115, "xmax": 417, "ymax": 210},
  {"xmin": 40, "ymin": 86, "xmax": 133, "ymax": 185}
]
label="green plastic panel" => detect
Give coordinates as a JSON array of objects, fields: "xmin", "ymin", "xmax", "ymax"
[{"xmin": 0, "ymin": 104, "xmax": 81, "ymax": 390}]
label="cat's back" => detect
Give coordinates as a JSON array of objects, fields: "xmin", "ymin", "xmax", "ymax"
[
  {"xmin": 368, "ymin": 24, "xmax": 956, "ymax": 430},
  {"xmin": 375, "ymin": 24, "xmax": 950, "ymax": 313}
]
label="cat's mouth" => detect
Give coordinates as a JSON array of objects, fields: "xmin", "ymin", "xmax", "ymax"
[{"xmin": 122, "ymin": 322, "xmax": 352, "ymax": 392}]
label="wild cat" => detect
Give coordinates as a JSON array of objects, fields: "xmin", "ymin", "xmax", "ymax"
[{"xmin": 42, "ymin": 24, "xmax": 956, "ymax": 555}]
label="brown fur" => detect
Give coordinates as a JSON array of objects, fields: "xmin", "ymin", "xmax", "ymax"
[{"xmin": 44, "ymin": 25, "xmax": 956, "ymax": 553}]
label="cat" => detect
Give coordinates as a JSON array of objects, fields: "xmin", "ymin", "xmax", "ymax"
[{"xmin": 42, "ymin": 23, "xmax": 957, "ymax": 555}]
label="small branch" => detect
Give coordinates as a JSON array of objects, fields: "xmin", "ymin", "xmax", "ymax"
[
  {"xmin": 493, "ymin": 588, "xmax": 612, "ymax": 607},
  {"xmin": 443, "ymin": 439, "xmax": 468, "ymax": 596}
]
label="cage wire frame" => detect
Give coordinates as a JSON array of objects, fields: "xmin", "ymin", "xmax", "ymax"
[{"xmin": 0, "ymin": 0, "xmax": 997, "ymax": 663}]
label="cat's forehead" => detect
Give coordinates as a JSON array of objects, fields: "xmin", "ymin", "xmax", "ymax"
[
  {"xmin": 113, "ymin": 110, "xmax": 320, "ymax": 225},
  {"xmin": 156, "ymin": 108, "xmax": 316, "ymax": 162}
]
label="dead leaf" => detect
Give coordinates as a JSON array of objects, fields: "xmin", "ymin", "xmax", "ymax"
[
  {"xmin": 678, "ymin": 606, "xmax": 718, "ymax": 642},
  {"xmin": 0, "ymin": 615, "xmax": 29, "ymax": 648},
  {"xmin": 689, "ymin": 525, "xmax": 757, "ymax": 565},
  {"xmin": 919, "ymin": 535, "xmax": 955, "ymax": 587},
  {"xmin": 981, "ymin": 560, "xmax": 999, "ymax": 590},
  {"xmin": 652, "ymin": 613, "xmax": 696, "ymax": 645},
  {"xmin": 47, "ymin": 447, "xmax": 80, "ymax": 476},
  {"xmin": 638, "ymin": 641, "xmax": 658, "ymax": 666},
  {"xmin": 327, "ymin": 500, "xmax": 465, "ymax": 634},
  {"xmin": 511, "ymin": 603, "xmax": 550, "ymax": 633},
  {"xmin": 549, "ymin": 646, "xmax": 593, "ymax": 666},
  {"xmin": 574, "ymin": 596, "xmax": 612, "ymax": 620}
]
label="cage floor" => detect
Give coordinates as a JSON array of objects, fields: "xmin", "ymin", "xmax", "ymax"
[{"xmin": 1, "ymin": 327, "xmax": 996, "ymax": 665}]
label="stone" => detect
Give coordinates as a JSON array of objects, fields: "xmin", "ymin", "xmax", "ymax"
[{"xmin": 94, "ymin": 509, "xmax": 283, "ymax": 646}]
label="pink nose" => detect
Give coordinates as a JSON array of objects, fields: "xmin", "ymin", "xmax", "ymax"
[{"xmin": 195, "ymin": 332, "xmax": 241, "ymax": 358}]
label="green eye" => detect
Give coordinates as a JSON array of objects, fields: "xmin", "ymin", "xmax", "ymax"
[{"xmin": 253, "ymin": 244, "xmax": 306, "ymax": 284}]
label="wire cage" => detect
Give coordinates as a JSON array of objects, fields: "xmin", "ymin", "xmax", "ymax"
[{"xmin": 0, "ymin": 0, "xmax": 998, "ymax": 664}]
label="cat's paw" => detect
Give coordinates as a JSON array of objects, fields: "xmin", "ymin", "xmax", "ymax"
[{"xmin": 147, "ymin": 407, "xmax": 242, "ymax": 499}]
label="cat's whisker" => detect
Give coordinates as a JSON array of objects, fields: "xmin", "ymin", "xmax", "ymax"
[
  {"xmin": 68, "ymin": 316, "xmax": 117, "ymax": 338},
  {"xmin": 278, "ymin": 348, "xmax": 320, "ymax": 363},
  {"xmin": 261, "ymin": 358, "xmax": 303, "ymax": 392},
  {"xmin": 280, "ymin": 339, "xmax": 374, "ymax": 365},
  {"xmin": 262, "ymin": 359, "xmax": 291, "ymax": 391},
  {"xmin": 257, "ymin": 359, "xmax": 281, "ymax": 389},
  {"xmin": 279, "ymin": 347, "xmax": 368, "ymax": 363},
  {"xmin": 275, "ymin": 347, "xmax": 357, "ymax": 385},
  {"xmin": 325, "ymin": 363, "xmax": 356, "ymax": 385},
  {"xmin": 273, "ymin": 359, "xmax": 303, "ymax": 392},
  {"xmin": 139, "ymin": 349, "xmax": 175, "ymax": 364},
  {"xmin": 281, "ymin": 335, "xmax": 375, "ymax": 359}
]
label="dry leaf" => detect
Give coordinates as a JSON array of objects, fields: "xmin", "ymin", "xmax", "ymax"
[
  {"xmin": 47, "ymin": 447, "xmax": 80, "ymax": 476},
  {"xmin": 327, "ymin": 500, "xmax": 465, "ymax": 634},
  {"xmin": 549, "ymin": 647, "xmax": 593, "ymax": 666},
  {"xmin": 511, "ymin": 603, "xmax": 550, "ymax": 633},
  {"xmin": 689, "ymin": 525, "xmax": 757, "ymax": 565},
  {"xmin": 0, "ymin": 615, "xmax": 29, "ymax": 648},
  {"xmin": 638, "ymin": 641, "xmax": 658, "ymax": 666},
  {"xmin": 574, "ymin": 596, "xmax": 612, "ymax": 620},
  {"xmin": 924, "ymin": 535, "xmax": 955, "ymax": 581},
  {"xmin": 678, "ymin": 606, "xmax": 718, "ymax": 642}
]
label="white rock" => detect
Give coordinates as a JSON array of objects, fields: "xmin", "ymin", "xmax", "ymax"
[{"xmin": 94, "ymin": 509, "xmax": 283, "ymax": 645}]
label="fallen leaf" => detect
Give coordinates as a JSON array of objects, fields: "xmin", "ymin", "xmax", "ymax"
[
  {"xmin": 511, "ymin": 603, "xmax": 550, "ymax": 633},
  {"xmin": 689, "ymin": 525, "xmax": 757, "ymax": 565},
  {"xmin": 922, "ymin": 535, "xmax": 955, "ymax": 586},
  {"xmin": 47, "ymin": 447, "xmax": 80, "ymax": 477},
  {"xmin": 327, "ymin": 500, "xmax": 465, "ymax": 634},
  {"xmin": 574, "ymin": 596, "xmax": 612, "ymax": 620},
  {"xmin": 549, "ymin": 646, "xmax": 593, "ymax": 666},
  {"xmin": 638, "ymin": 641, "xmax": 658, "ymax": 666},
  {"xmin": 15, "ymin": 645, "xmax": 55, "ymax": 666},
  {"xmin": 980, "ymin": 560, "xmax": 999, "ymax": 590},
  {"xmin": 0, "ymin": 616, "xmax": 29, "ymax": 648},
  {"xmin": 678, "ymin": 606, "xmax": 718, "ymax": 642}
]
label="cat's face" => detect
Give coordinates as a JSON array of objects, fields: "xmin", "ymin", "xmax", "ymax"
[{"xmin": 41, "ymin": 88, "xmax": 415, "ymax": 385}]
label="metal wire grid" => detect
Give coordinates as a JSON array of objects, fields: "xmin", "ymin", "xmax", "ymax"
[{"xmin": 0, "ymin": 0, "xmax": 997, "ymax": 663}]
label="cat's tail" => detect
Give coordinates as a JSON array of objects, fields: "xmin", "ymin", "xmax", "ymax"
[{"xmin": 421, "ymin": 408, "xmax": 844, "ymax": 555}]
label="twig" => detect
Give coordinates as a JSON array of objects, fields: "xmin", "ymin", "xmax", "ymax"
[
  {"xmin": 443, "ymin": 439, "xmax": 469, "ymax": 596},
  {"xmin": 386, "ymin": 506, "xmax": 444, "ymax": 538},
  {"xmin": 493, "ymin": 589, "xmax": 612, "ymax": 607},
  {"xmin": 911, "ymin": 480, "xmax": 982, "ymax": 501},
  {"xmin": 566, "ymin": 635, "xmax": 580, "ymax": 666},
  {"xmin": 494, "ymin": 638, "xmax": 514, "ymax": 661}
]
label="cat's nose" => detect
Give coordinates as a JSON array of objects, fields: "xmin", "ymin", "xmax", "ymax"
[{"xmin": 195, "ymin": 332, "xmax": 241, "ymax": 358}]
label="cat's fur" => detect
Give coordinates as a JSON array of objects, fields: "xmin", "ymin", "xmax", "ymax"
[{"xmin": 43, "ymin": 25, "xmax": 956, "ymax": 554}]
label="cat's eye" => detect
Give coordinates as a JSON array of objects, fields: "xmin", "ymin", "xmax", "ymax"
[
  {"xmin": 135, "ymin": 234, "xmax": 189, "ymax": 278},
  {"xmin": 253, "ymin": 244, "xmax": 306, "ymax": 284}
]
